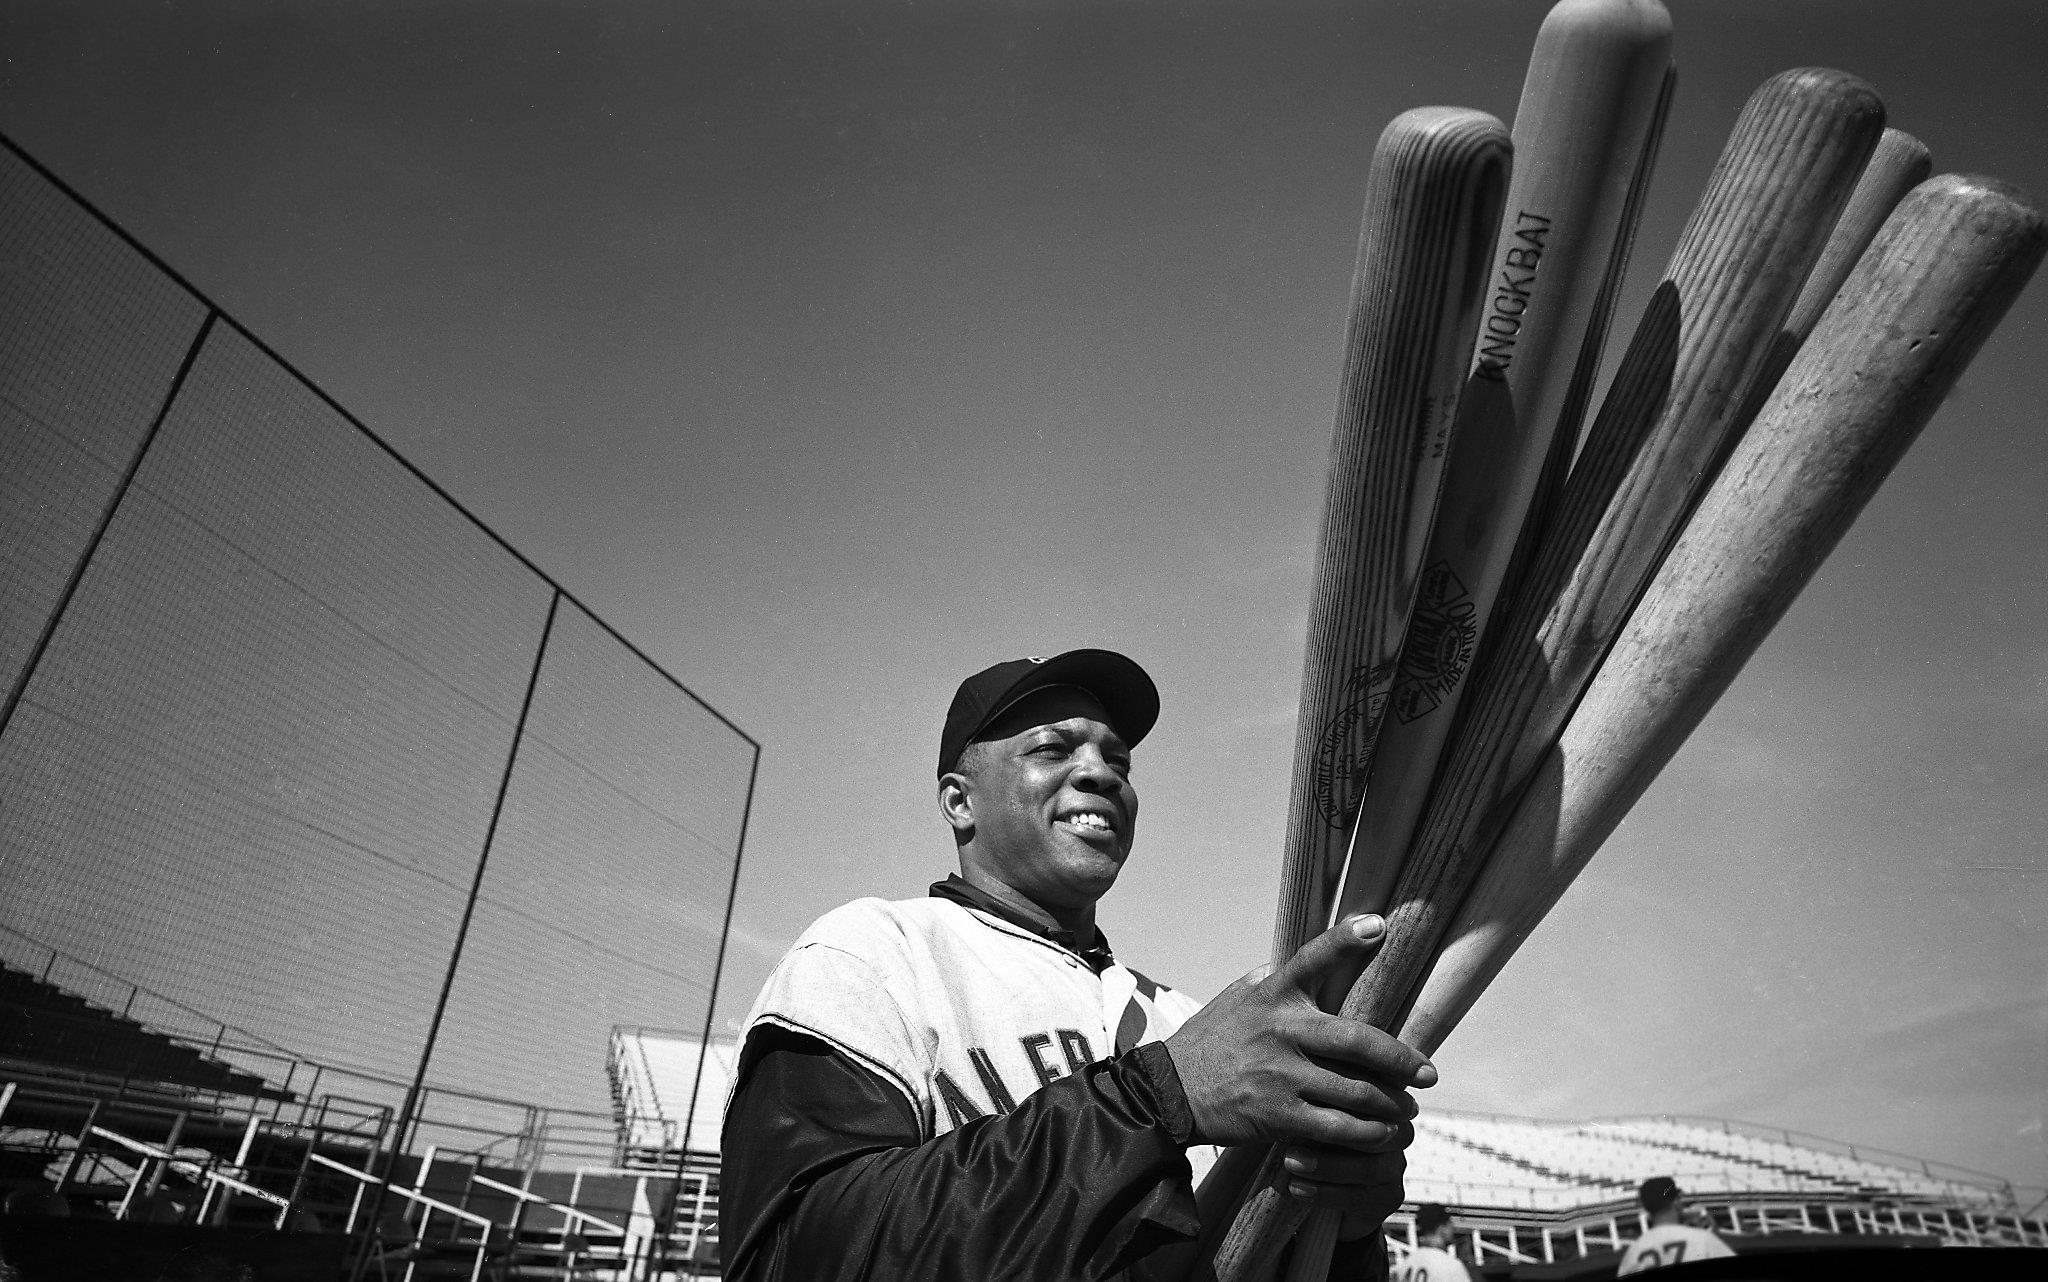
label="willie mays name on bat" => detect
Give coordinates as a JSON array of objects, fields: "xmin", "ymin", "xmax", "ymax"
[{"xmin": 1475, "ymin": 211, "xmax": 1555, "ymax": 380}]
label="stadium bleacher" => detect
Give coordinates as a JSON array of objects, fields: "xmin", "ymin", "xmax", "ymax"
[
  {"xmin": 0, "ymin": 961, "xmax": 279, "ymax": 1102},
  {"xmin": 1387, "ymin": 1110, "xmax": 2038, "ymax": 1269}
]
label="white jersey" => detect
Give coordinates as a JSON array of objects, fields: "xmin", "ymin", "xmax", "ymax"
[
  {"xmin": 741, "ymin": 895, "xmax": 1215, "ymax": 1177},
  {"xmin": 1616, "ymin": 1224, "xmax": 1735, "ymax": 1273},
  {"xmin": 1393, "ymin": 1244, "xmax": 1472, "ymax": 1282}
]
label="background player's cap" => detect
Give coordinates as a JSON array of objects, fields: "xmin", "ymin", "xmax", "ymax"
[
  {"xmin": 1639, "ymin": 1176, "xmax": 1682, "ymax": 1209},
  {"xmin": 939, "ymin": 649, "xmax": 1159, "ymax": 777},
  {"xmin": 1415, "ymin": 1203, "xmax": 1454, "ymax": 1235}
]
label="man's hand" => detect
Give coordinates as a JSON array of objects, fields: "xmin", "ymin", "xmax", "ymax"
[
  {"xmin": 1164, "ymin": 914, "xmax": 1433, "ymax": 1210},
  {"xmin": 1165, "ymin": 914, "xmax": 1431, "ymax": 1232},
  {"xmin": 1276, "ymin": 1142, "xmax": 1408, "ymax": 1239}
]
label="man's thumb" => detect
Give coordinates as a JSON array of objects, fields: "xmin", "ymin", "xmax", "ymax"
[{"xmin": 1281, "ymin": 914, "xmax": 1386, "ymax": 1005}]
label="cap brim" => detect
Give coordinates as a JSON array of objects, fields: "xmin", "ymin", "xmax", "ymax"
[{"xmin": 975, "ymin": 648, "xmax": 1160, "ymax": 749}]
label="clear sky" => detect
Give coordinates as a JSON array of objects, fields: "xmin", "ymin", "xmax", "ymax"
[{"xmin": 4, "ymin": 0, "xmax": 2043, "ymax": 1198}]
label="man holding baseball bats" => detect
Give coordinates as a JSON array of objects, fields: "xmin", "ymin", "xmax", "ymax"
[{"xmin": 721, "ymin": 649, "xmax": 1437, "ymax": 1280}]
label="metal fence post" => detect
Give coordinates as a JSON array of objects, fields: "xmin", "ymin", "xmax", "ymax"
[{"xmin": 349, "ymin": 592, "xmax": 560, "ymax": 1282}]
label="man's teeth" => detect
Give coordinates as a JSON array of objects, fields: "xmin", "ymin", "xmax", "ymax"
[{"xmin": 1064, "ymin": 813, "xmax": 1111, "ymax": 831}]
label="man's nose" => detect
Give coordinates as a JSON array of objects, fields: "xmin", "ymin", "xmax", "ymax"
[{"xmin": 1069, "ymin": 748, "xmax": 1120, "ymax": 789}]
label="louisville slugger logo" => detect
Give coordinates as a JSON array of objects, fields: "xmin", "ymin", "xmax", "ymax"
[
  {"xmin": 1390, "ymin": 561, "xmax": 1480, "ymax": 724},
  {"xmin": 1312, "ymin": 660, "xmax": 1395, "ymax": 829}
]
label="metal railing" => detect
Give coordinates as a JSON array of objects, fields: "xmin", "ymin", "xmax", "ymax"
[
  {"xmin": 90, "ymin": 1124, "xmax": 292, "ymax": 1228},
  {"xmin": 471, "ymin": 1171, "xmax": 628, "ymax": 1277},
  {"xmin": 311, "ymin": 1151, "xmax": 493, "ymax": 1282},
  {"xmin": 1587, "ymin": 1113, "xmax": 2019, "ymax": 1205}
]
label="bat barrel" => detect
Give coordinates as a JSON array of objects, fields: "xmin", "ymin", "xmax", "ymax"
[
  {"xmin": 1401, "ymin": 172, "xmax": 2048, "ymax": 1055},
  {"xmin": 1783, "ymin": 127, "xmax": 1934, "ymax": 342},
  {"xmin": 1336, "ymin": 0, "xmax": 1672, "ymax": 930},
  {"xmin": 1269, "ymin": 106, "xmax": 1508, "ymax": 967},
  {"xmin": 1229, "ymin": 50, "xmax": 1892, "ymax": 1282},
  {"xmin": 1351, "ymin": 63, "xmax": 1884, "ymax": 1056},
  {"xmin": 1204, "ymin": 103, "xmax": 1507, "ymax": 1282},
  {"xmin": 1226, "ymin": 68, "xmax": 1888, "ymax": 1271}
]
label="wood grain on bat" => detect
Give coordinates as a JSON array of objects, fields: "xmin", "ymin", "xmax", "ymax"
[
  {"xmin": 1218, "ymin": 67, "xmax": 1887, "ymax": 1275},
  {"xmin": 1730, "ymin": 128, "xmax": 1933, "ymax": 434},
  {"xmin": 1401, "ymin": 172, "xmax": 2047, "ymax": 1056},
  {"xmin": 1353, "ymin": 67, "xmax": 1882, "ymax": 1032},
  {"xmin": 1785, "ymin": 128, "xmax": 1932, "ymax": 339},
  {"xmin": 1199, "ymin": 105, "xmax": 1505, "ymax": 1278},
  {"xmin": 1265, "ymin": 106, "xmax": 1507, "ymax": 970},
  {"xmin": 1334, "ymin": 0, "xmax": 1671, "ymax": 933}
]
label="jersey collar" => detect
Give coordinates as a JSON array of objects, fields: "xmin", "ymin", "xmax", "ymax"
[{"xmin": 928, "ymin": 874, "xmax": 1118, "ymax": 974}]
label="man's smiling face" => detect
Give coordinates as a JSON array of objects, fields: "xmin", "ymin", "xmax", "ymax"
[{"xmin": 944, "ymin": 684, "xmax": 1138, "ymax": 916}]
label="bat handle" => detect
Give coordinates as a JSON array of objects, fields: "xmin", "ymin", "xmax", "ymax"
[{"xmin": 1282, "ymin": 1208, "xmax": 1345, "ymax": 1282}]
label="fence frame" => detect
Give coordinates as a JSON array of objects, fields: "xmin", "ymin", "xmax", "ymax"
[{"xmin": 2, "ymin": 127, "xmax": 763, "ymax": 1281}]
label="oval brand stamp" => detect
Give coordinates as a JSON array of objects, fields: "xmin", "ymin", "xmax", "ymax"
[
  {"xmin": 1312, "ymin": 660, "xmax": 1395, "ymax": 830},
  {"xmin": 1391, "ymin": 561, "xmax": 1479, "ymax": 725}
]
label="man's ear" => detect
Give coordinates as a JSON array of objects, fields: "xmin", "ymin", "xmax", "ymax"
[{"xmin": 937, "ymin": 772, "xmax": 975, "ymax": 837}]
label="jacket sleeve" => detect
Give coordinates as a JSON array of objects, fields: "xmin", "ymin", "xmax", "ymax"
[{"xmin": 720, "ymin": 1025, "xmax": 1205, "ymax": 1281}]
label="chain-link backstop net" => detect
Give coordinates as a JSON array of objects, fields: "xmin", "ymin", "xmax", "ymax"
[{"xmin": 0, "ymin": 135, "xmax": 756, "ymax": 1164}]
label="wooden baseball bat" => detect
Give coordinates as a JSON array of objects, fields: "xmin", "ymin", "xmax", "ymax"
[
  {"xmin": 1193, "ymin": 105, "xmax": 1505, "ymax": 1276},
  {"xmin": 1784, "ymin": 128, "xmax": 1932, "ymax": 339},
  {"xmin": 1399, "ymin": 172, "xmax": 2048, "ymax": 1056},
  {"xmin": 1728, "ymin": 128, "xmax": 1933, "ymax": 434},
  {"xmin": 1216, "ymin": 67, "xmax": 1883, "ymax": 1277},
  {"xmin": 1333, "ymin": 0, "xmax": 1672, "ymax": 930},
  {"xmin": 1513, "ymin": 60, "xmax": 1677, "ymax": 564},
  {"xmin": 1265, "ymin": 107, "xmax": 1508, "ymax": 971}
]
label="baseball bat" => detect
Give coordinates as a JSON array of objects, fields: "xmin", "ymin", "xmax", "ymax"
[
  {"xmin": 1728, "ymin": 128, "xmax": 1933, "ymax": 434},
  {"xmin": 1265, "ymin": 106, "xmax": 1508, "ymax": 971},
  {"xmin": 1333, "ymin": 0, "xmax": 1672, "ymax": 930},
  {"xmin": 1783, "ymin": 128, "xmax": 1932, "ymax": 340},
  {"xmin": 1194, "ymin": 105, "xmax": 1506, "ymax": 1274},
  {"xmin": 1216, "ymin": 67, "xmax": 1883, "ymax": 1277},
  {"xmin": 1399, "ymin": 172, "xmax": 2048, "ymax": 1056},
  {"xmin": 1524, "ymin": 62, "xmax": 1677, "ymax": 541}
]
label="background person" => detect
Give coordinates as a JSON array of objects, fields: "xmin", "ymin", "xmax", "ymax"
[
  {"xmin": 1393, "ymin": 1202, "xmax": 1474, "ymax": 1282},
  {"xmin": 1617, "ymin": 1176, "xmax": 1735, "ymax": 1274}
]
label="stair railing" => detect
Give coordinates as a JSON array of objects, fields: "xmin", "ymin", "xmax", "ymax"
[
  {"xmin": 470, "ymin": 1170, "xmax": 626, "ymax": 1277},
  {"xmin": 90, "ymin": 1124, "xmax": 291, "ymax": 1228},
  {"xmin": 309, "ymin": 1151, "xmax": 491, "ymax": 1282}
]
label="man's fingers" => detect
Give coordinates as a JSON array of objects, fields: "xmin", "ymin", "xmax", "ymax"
[
  {"xmin": 1273, "ymin": 914, "xmax": 1386, "ymax": 1002},
  {"xmin": 1281, "ymin": 1143, "xmax": 1411, "ymax": 1184},
  {"xmin": 1281, "ymin": 1172, "xmax": 1405, "ymax": 1216},
  {"xmin": 1299, "ymin": 1013, "xmax": 1437, "ymax": 1088},
  {"xmin": 1274, "ymin": 1099, "xmax": 1410, "ymax": 1154},
  {"xmin": 1298, "ymin": 1072, "xmax": 1416, "ymax": 1129},
  {"xmin": 1274, "ymin": 1144, "xmax": 1405, "ymax": 1224}
]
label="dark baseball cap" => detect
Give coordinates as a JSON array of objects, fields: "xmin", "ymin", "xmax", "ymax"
[
  {"xmin": 1415, "ymin": 1203, "xmax": 1454, "ymax": 1235},
  {"xmin": 1639, "ymin": 1176, "xmax": 1682, "ymax": 1209},
  {"xmin": 938, "ymin": 649, "xmax": 1159, "ymax": 778}
]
